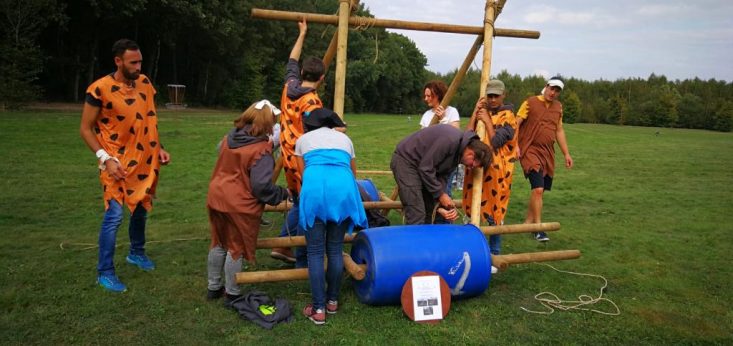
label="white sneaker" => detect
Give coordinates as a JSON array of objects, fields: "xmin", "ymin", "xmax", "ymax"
[{"xmin": 491, "ymin": 266, "xmax": 498, "ymax": 274}]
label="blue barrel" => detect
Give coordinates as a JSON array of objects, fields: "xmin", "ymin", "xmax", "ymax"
[
  {"xmin": 350, "ymin": 224, "xmax": 492, "ymax": 305},
  {"xmin": 356, "ymin": 179, "xmax": 380, "ymax": 201}
]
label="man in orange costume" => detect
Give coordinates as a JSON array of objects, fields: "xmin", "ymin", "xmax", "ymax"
[
  {"xmin": 80, "ymin": 39, "xmax": 171, "ymax": 292},
  {"xmin": 463, "ymin": 79, "xmax": 518, "ymax": 256},
  {"xmin": 517, "ymin": 76, "xmax": 573, "ymax": 242},
  {"xmin": 270, "ymin": 19, "xmax": 325, "ymax": 266}
]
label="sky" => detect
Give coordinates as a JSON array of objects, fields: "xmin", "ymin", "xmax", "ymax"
[{"xmin": 360, "ymin": 0, "xmax": 733, "ymax": 82}]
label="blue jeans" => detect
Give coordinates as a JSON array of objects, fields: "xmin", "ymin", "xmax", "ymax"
[
  {"xmin": 278, "ymin": 199, "xmax": 307, "ymax": 268},
  {"xmin": 304, "ymin": 219, "xmax": 349, "ymax": 310},
  {"xmin": 486, "ymin": 215, "xmax": 501, "ymax": 255},
  {"xmin": 97, "ymin": 200, "xmax": 147, "ymax": 275}
]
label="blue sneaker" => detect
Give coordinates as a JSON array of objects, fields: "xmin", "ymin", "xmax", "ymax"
[
  {"xmin": 126, "ymin": 254, "xmax": 155, "ymax": 271},
  {"xmin": 98, "ymin": 273, "xmax": 127, "ymax": 292},
  {"xmin": 535, "ymin": 232, "xmax": 550, "ymax": 242}
]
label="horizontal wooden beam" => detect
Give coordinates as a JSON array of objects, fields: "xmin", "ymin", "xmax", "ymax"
[
  {"xmin": 264, "ymin": 198, "xmax": 464, "ymax": 212},
  {"xmin": 255, "ymin": 222, "xmax": 561, "ymax": 248},
  {"xmin": 251, "ymin": 9, "xmax": 540, "ymax": 39}
]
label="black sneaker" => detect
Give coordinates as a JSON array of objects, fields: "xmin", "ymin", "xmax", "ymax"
[
  {"xmin": 223, "ymin": 293, "xmax": 242, "ymax": 310},
  {"xmin": 535, "ymin": 232, "xmax": 550, "ymax": 242},
  {"xmin": 207, "ymin": 287, "xmax": 224, "ymax": 300}
]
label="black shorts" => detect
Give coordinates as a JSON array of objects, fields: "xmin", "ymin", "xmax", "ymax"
[{"xmin": 526, "ymin": 170, "xmax": 553, "ymax": 191}]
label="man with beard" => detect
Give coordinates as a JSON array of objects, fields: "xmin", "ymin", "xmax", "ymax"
[{"xmin": 80, "ymin": 39, "xmax": 171, "ymax": 292}]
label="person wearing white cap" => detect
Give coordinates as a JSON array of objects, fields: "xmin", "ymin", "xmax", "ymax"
[
  {"xmin": 516, "ymin": 76, "xmax": 574, "ymax": 242},
  {"xmin": 205, "ymin": 100, "xmax": 290, "ymax": 305}
]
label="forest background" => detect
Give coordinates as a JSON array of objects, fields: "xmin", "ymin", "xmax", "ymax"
[{"xmin": 1, "ymin": 0, "xmax": 732, "ymax": 131}]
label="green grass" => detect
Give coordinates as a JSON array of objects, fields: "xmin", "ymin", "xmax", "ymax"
[{"xmin": 1, "ymin": 108, "xmax": 732, "ymax": 344}]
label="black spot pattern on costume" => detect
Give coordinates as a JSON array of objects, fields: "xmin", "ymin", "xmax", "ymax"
[
  {"xmin": 154, "ymin": 169, "xmax": 159, "ymax": 176},
  {"xmin": 493, "ymin": 205, "xmax": 498, "ymax": 211},
  {"xmin": 116, "ymin": 115, "xmax": 125, "ymax": 121},
  {"xmin": 137, "ymin": 174, "xmax": 149, "ymax": 181},
  {"xmin": 106, "ymin": 102, "xmax": 113, "ymax": 109},
  {"xmin": 129, "ymin": 127, "xmax": 135, "ymax": 134},
  {"xmin": 139, "ymin": 93, "xmax": 147, "ymax": 101},
  {"xmin": 144, "ymin": 127, "xmax": 148, "ymax": 134},
  {"xmin": 507, "ymin": 145, "xmax": 514, "ymax": 152},
  {"xmin": 294, "ymin": 106, "xmax": 300, "ymax": 113},
  {"xmin": 100, "ymin": 118, "xmax": 109, "ymax": 124},
  {"xmin": 467, "ymin": 183, "xmax": 473, "ymax": 190},
  {"xmin": 118, "ymin": 146, "xmax": 126, "ymax": 155},
  {"xmin": 480, "ymin": 200, "xmax": 487, "ymax": 206},
  {"xmin": 126, "ymin": 189, "xmax": 134, "ymax": 195},
  {"xmin": 500, "ymin": 194, "xmax": 507, "ymax": 201},
  {"xmin": 128, "ymin": 160, "xmax": 138, "ymax": 167},
  {"xmin": 484, "ymin": 175, "xmax": 492, "ymax": 182},
  {"xmin": 147, "ymin": 111, "xmax": 156, "ymax": 117},
  {"xmin": 94, "ymin": 126, "xmax": 100, "ymax": 134},
  {"xmin": 103, "ymin": 185, "xmax": 106, "ymax": 192},
  {"xmin": 136, "ymin": 142, "xmax": 144, "ymax": 150},
  {"xmin": 145, "ymin": 188, "xmax": 151, "ymax": 194},
  {"xmin": 125, "ymin": 99, "xmax": 135, "ymax": 106},
  {"xmin": 501, "ymin": 207, "xmax": 506, "ymax": 214},
  {"xmin": 491, "ymin": 189, "xmax": 498, "ymax": 197},
  {"xmin": 483, "ymin": 212, "xmax": 491, "ymax": 221},
  {"xmin": 94, "ymin": 87, "xmax": 101, "ymax": 96},
  {"xmin": 118, "ymin": 187, "xmax": 124, "ymax": 193},
  {"xmin": 111, "ymin": 85, "xmax": 120, "ymax": 93},
  {"xmin": 146, "ymin": 156, "xmax": 153, "ymax": 164},
  {"xmin": 136, "ymin": 112, "xmax": 143, "ymax": 120},
  {"xmin": 150, "ymin": 141, "xmax": 157, "ymax": 147},
  {"xmin": 142, "ymin": 78, "xmax": 150, "ymax": 84},
  {"xmin": 498, "ymin": 178, "xmax": 504, "ymax": 184},
  {"xmin": 505, "ymin": 171, "xmax": 511, "ymax": 178},
  {"xmin": 110, "ymin": 133, "xmax": 118, "ymax": 141}
]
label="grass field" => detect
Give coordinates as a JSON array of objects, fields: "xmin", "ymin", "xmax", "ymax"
[{"xmin": 1, "ymin": 108, "xmax": 732, "ymax": 344}]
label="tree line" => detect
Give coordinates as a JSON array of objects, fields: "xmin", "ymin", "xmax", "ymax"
[{"xmin": 1, "ymin": 0, "xmax": 731, "ymax": 132}]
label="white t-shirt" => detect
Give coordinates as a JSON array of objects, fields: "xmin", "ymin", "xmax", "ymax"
[
  {"xmin": 419, "ymin": 106, "xmax": 460, "ymax": 128},
  {"xmin": 295, "ymin": 127, "xmax": 355, "ymax": 158}
]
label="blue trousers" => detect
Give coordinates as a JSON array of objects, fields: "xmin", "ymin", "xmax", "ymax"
[
  {"xmin": 304, "ymin": 219, "xmax": 349, "ymax": 310},
  {"xmin": 97, "ymin": 200, "xmax": 147, "ymax": 275},
  {"xmin": 278, "ymin": 200, "xmax": 307, "ymax": 268}
]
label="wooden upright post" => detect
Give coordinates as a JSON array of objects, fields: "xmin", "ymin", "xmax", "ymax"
[
  {"xmin": 333, "ymin": 0, "xmax": 351, "ymax": 118},
  {"xmin": 322, "ymin": 0, "xmax": 360, "ymax": 71},
  {"xmin": 470, "ymin": 0, "xmax": 498, "ymax": 226}
]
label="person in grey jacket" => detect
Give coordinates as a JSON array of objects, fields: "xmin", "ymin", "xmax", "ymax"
[{"xmin": 390, "ymin": 124, "xmax": 492, "ymax": 225}]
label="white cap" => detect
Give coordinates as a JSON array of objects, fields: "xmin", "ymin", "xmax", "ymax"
[{"xmin": 546, "ymin": 78, "xmax": 564, "ymax": 90}]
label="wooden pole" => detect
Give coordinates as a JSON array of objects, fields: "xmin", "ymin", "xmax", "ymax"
[
  {"xmin": 333, "ymin": 0, "xmax": 350, "ymax": 117},
  {"xmin": 264, "ymin": 198, "xmax": 464, "ymax": 212},
  {"xmin": 495, "ymin": 250, "xmax": 582, "ymax": 266},
  {"xmin": 480, "ymin": 222, "xmax": 560, "ymax": 236},
  {"xmin": 251, "ymin": 9, "xmax": 540, "ymax": 39},
  {"xmin": 322, "ymin": 0, "xmax": 360, "ymax": 72},
  {"xmin": 469, "ymin": 0, "xmax": 498, "ymax": 227},
  {"xmin": 429, "ymin": 35, "xmax": 484, "ymax": 126},
  {"xmin": 235, "ymin": 250, "xmax": 581, "ymax": 284},
  {"xmin": 254, "ymin": 222, "xmax": 561, "ymax": 249}
]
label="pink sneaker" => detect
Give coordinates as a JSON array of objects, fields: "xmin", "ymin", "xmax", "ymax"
[
  {"xmin": 326, "ymin": 300, "xmax": 338, "ymax": 314},
  {"xmin": 303, "ymin": 304, "xmax": 326, "ymax": 325}
]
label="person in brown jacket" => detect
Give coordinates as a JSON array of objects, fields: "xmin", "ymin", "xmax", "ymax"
[
  {"xmin": 206, "ymin": 100, "xmax": 290, "ymax": 305},
  {"xmin": 517, "ymin": 77, "xmax": 574, "ymax": 242}
]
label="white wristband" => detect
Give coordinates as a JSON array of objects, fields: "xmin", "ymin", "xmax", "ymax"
[{"xmin": 95, "ymin": 149, "xmax": 110, "ymax": 162}]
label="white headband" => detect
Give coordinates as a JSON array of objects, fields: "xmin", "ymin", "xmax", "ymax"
[
  {"xmin": 254, "ymin": 99, "xmax": 281, "ymax": 116},
  {"xmin": 546, "ymin": 79, "xmax": 564, "ymax": 90}
]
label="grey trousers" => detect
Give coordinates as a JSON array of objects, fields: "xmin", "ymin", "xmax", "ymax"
[
  {"xmin": 390, "ymin": 153, "xmax": 444, "ymax": 225},
  {"xmin": 207, "ymin": 245, "xmax": 243, "ymax": 295}
]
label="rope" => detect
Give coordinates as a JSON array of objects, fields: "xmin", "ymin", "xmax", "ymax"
[
  {"xmin": 520, "ymin": 263, "xmax": 621, "ymax": 316},
  {"xmin": 59, "ymin": 237, "xmax": 208, "ymax": 251}
]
